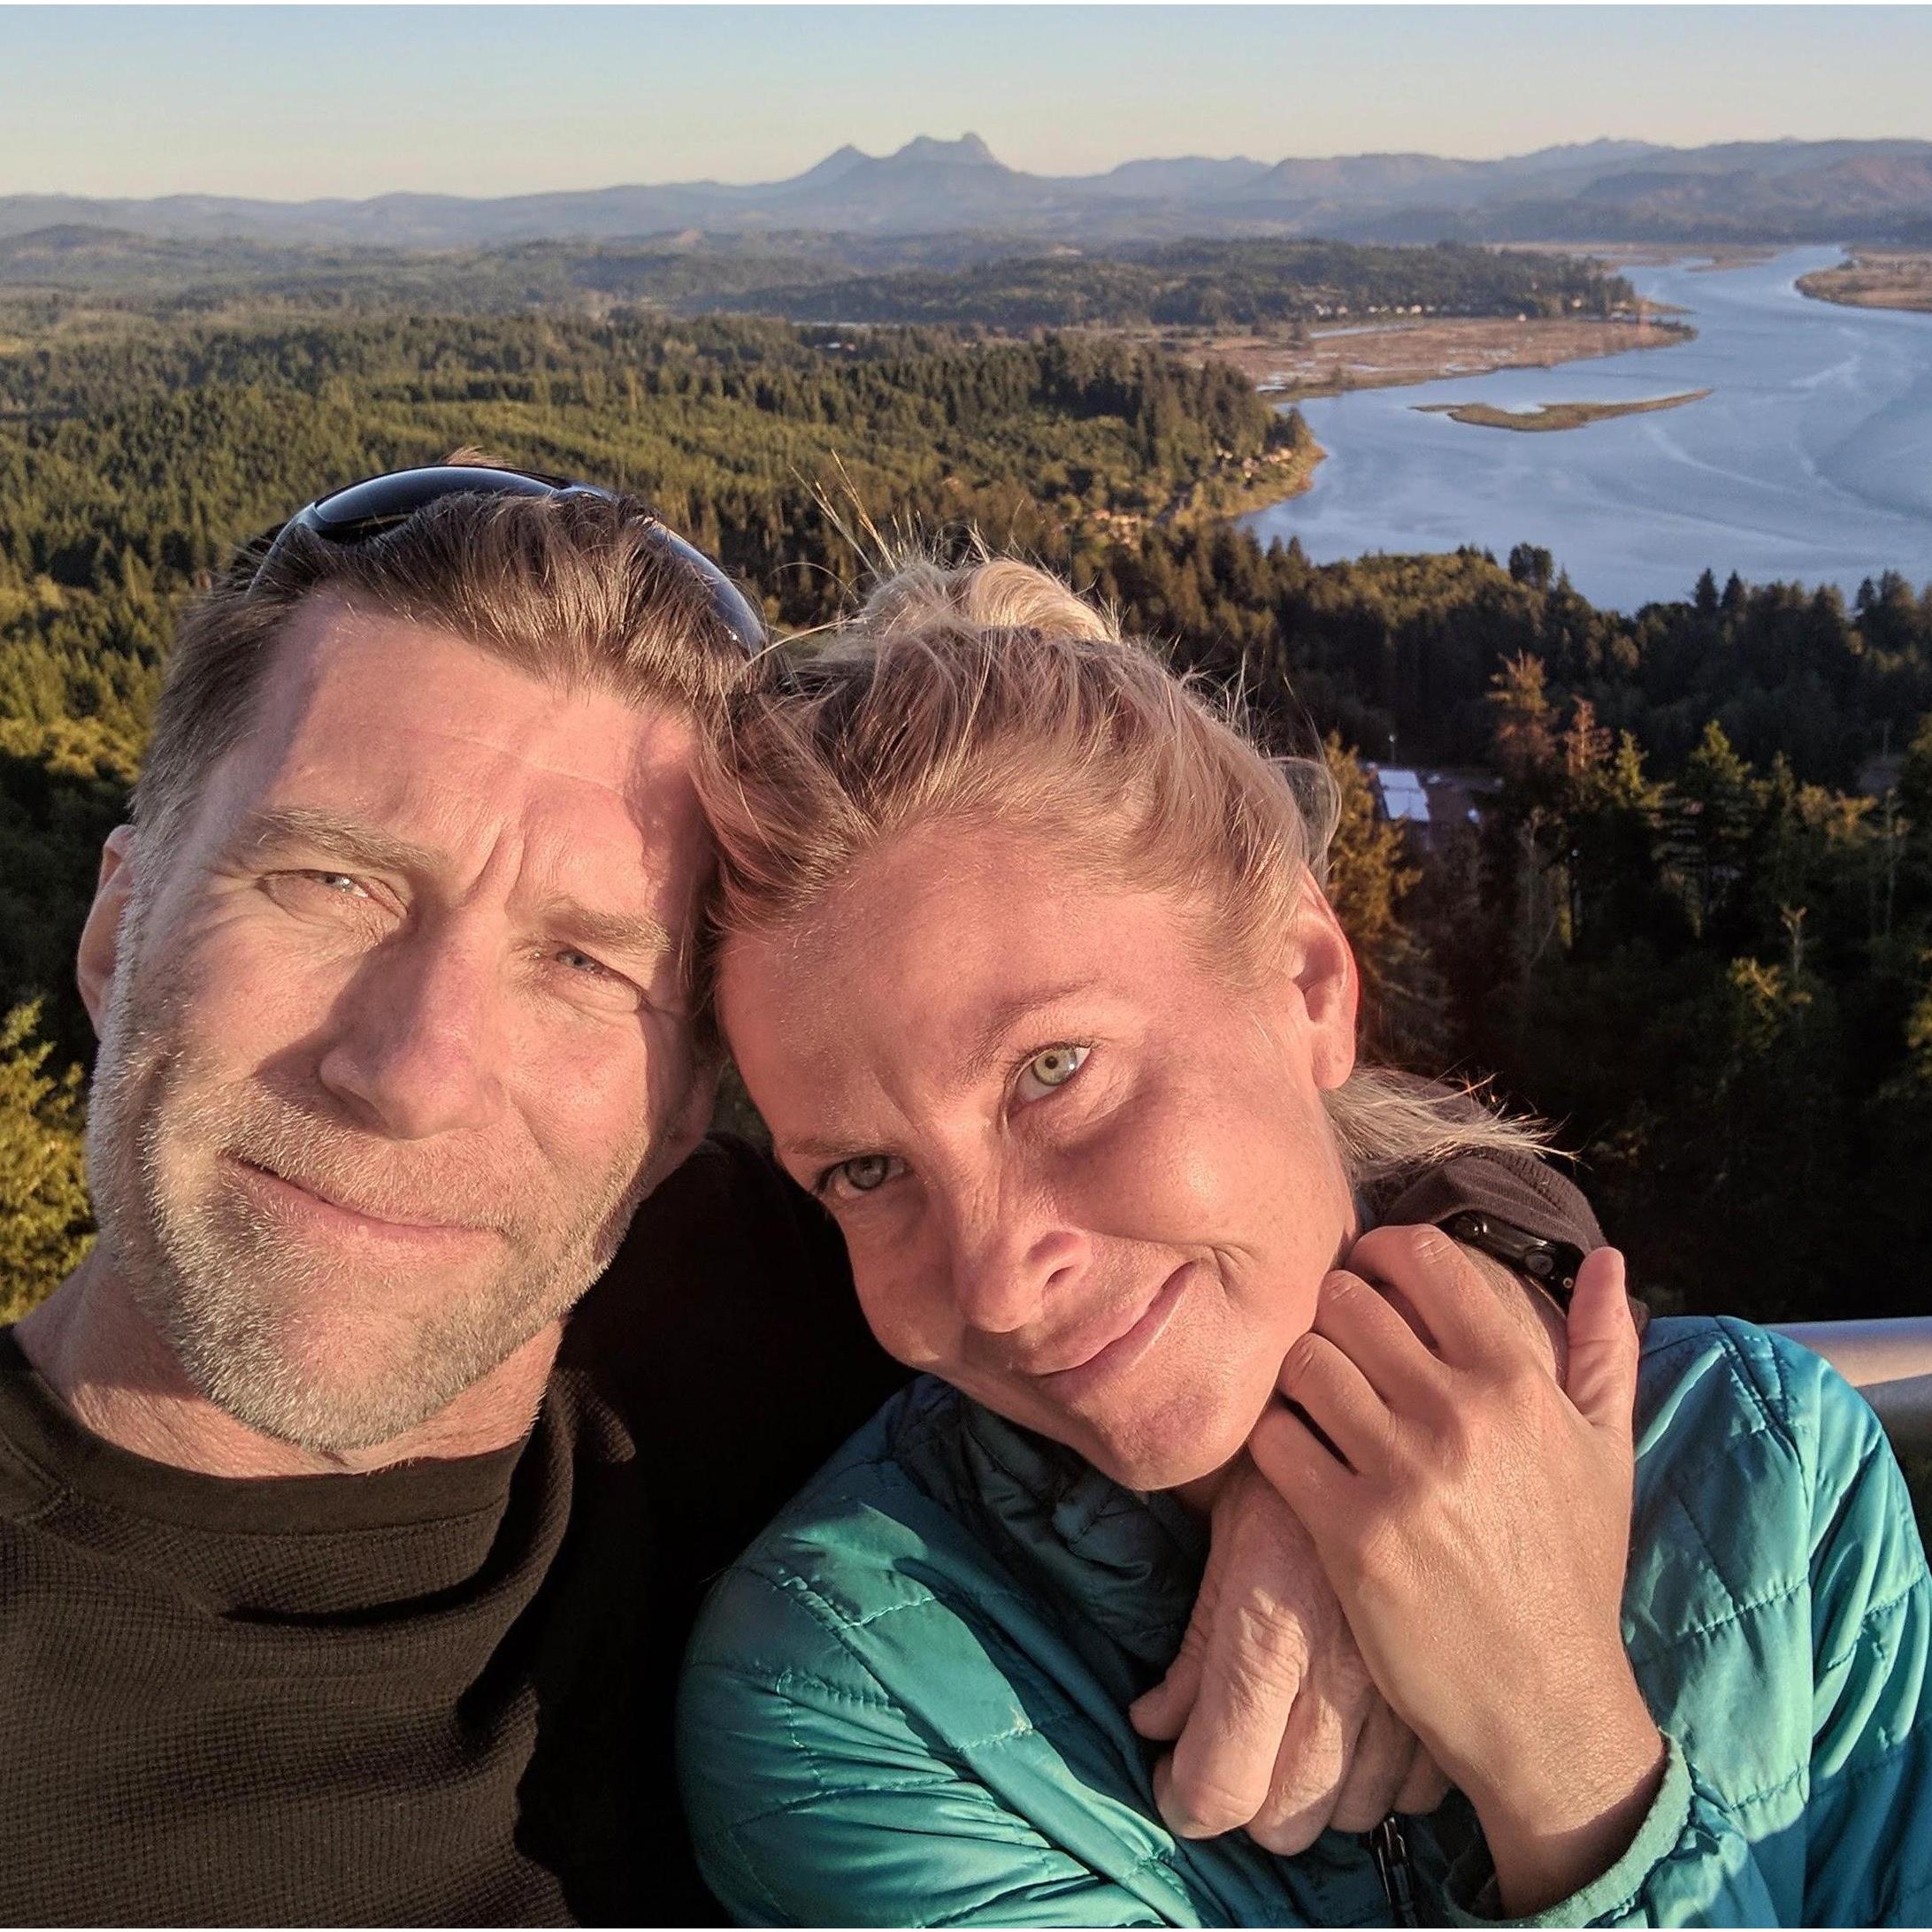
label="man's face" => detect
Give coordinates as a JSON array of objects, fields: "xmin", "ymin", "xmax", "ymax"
[
  {"xmin": 721, "ymin": 819, "xmax": 1361, "ymax": 1492},
  {"xmin": 83, "ymin": 593, "xmax": 712, "ymax": 1453}
]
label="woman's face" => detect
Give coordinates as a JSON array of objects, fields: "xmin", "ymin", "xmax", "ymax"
[{"xmin": 719, "ymin": 818, "xmax": 1362, "ymax": 1491}]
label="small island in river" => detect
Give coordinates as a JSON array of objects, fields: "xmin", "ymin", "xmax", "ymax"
[{"xmin": 1413, "ymin": 387, "xmax": 1713, "ymax": 433}]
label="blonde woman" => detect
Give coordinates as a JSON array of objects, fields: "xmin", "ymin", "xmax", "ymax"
[{"xmin": 676, "ymin": 557, "xmax": 1930, "ymax": 1927}]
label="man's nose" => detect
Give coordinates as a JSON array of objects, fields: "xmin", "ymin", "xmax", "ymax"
[
  {"xmin": 316, "ymin": 930, "xmax": 506, "ymax": 1140},
  {"xmin": 947, "ymin": 1195, "xmax": 1092, "ymax": 1338}
]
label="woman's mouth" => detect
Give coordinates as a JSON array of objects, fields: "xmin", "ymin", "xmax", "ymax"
[{"xmin": 1024, "ymin": 1261, "xmax": 1196, "ymax": 1399}]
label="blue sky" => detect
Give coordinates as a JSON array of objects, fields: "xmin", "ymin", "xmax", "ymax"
[{"xmin": 9, "ymin": 5, "xmax": 1930, "ymax": 201}]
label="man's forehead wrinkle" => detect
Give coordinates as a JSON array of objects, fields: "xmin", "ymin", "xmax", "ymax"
[
  {"xmin": 272, "ymin": 712, "xmax": 697, "ymax": 888},
  {"xmin": 286, "ymin": 709, "xmax": 646, "ymax": 804},
  {"xmin": 283, "ymin": 605, "xmax": 671, "ymax": 795}
]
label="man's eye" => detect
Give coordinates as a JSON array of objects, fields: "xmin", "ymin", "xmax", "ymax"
[
  {"xmin": 1015, "ymin": 1044, "xmax": 1089, "ymax": 1103},
  {"xmin": 542, "ymin": 947, "xmax": 645, "ymax": 1011},
  {"xmin": 822, "ymin": 1153, "xmax": 901, "ymax": 1200},
  {"xmin": 269, "ymin": 870, "xmax": 375, "ymax": 908}
]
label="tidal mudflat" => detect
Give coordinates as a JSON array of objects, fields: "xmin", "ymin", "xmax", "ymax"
[{"xmin": 1244, "ymin": 247, "xmax": 1932, "ymax": 611}]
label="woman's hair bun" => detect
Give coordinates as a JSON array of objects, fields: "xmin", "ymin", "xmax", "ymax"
[{"xmin": 852, "ymin": 552, "xmax": 1124, "ymax": 652}]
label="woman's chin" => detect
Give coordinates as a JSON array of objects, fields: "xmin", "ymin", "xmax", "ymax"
[{"xmin": 1077, "ymin": 1399, "xmax": 1256, "ymax": 1495}]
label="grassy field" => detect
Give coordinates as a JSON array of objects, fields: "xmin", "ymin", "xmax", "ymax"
[
  {"xmin": 1798, "ymin": 250, "xmax": 1932, "ymax": 315},
  {"xmin": 1414, "ymin": 387, "xmax": 1712, "ymax": 433}
]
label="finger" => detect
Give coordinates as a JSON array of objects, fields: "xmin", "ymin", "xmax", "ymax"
[
  {"xmin": 1157, "ymin": 1637, "xmax": 1309, "ymax": 1841},
  {"xmin": 1248, "ymin": 1401, "xmax": 1358, "ymax": 1542},
  {"xmin": 1276, "ymin": 1330, "xmax": 1392, "ymax": 1477},
  {"xmin": 1327, "ymin": 1698, "xmax": 1414, "ymax": 1836},
  {"xmin": 1392, "ymin": 1748, "xmax": 1453, "ymax": 1817},
  {"xmin": 1246, "ymin": 1678, "xmax": 1353, "ymax": 1854},
  {"xmin": 1566, "ymin": 1247, "xmax": 1639, "ymax": 1447},
  {"xmin": 1155, "ymin": 1534, "xmax": 1325, "ymax": 1838},
  {"xmin": 1311, "ymin": 1269, "xmax": 1448, "ymax": 1409},
  {"xmin": 1346, "ymin": 1223, "xmax": 1521, "ymax": 1370},
  {"xmin": 1131, "ymin": 1572, "xmax": 1215, "ymax": 1742}
]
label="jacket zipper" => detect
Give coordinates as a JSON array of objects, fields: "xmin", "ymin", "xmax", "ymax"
[{"xmin": 1370, "ymin": 1814, "xmax": 1420, "ymax": 1928}]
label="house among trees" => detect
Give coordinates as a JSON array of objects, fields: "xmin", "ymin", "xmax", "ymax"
[{"xmin": 1365, "ymin": 763, "xmax": 1493, "ymax": 849}]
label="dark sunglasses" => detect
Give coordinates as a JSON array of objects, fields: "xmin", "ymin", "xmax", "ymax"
[{"xmin": 244, "ymin": 464, "xmax": 766, "ymax": 653}]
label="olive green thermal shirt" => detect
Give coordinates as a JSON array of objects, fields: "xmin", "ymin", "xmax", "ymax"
[{"xmin": 0, "ymin": 1137, "xmax": 901, "ymax": 1928}]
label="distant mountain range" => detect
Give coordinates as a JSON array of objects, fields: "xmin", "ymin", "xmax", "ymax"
[{"xmin": 6, "ymin": 134, "xmax": 1932, "ymax": 249}]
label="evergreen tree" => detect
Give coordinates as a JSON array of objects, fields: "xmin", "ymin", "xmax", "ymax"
[{"xmin": 0, "ymin": 1002, "xmax": 92, "ymax": 1320}]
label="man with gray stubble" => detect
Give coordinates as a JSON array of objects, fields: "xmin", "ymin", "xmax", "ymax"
[{"xmin": 0, "ymin": 466, "xmax": 1606, "ymax": 1924}]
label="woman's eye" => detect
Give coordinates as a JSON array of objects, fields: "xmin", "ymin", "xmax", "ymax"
[
  {"xmin": 1015, "ymin": 1044, "xmax": 1089, "ymax": 1103},
  {"xmin": 824, "ymin": 1153, "xmax": 901, "ymax": 1200},
  {"xmin": 310, "ymin": 871, "xmax": 369, "ymax": 898}
]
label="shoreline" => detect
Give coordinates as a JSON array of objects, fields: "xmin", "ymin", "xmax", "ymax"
[
  {"xmin": 1797, "ymin": 250, "xmax": 1932, "ymax": 316},
  {"xmin": 1157, "ymin": 311, "xmax": 1696, "ymax": 402},
  {"xmin": 1085, "ymin": 435, "xmax": 1327, "ymax": 540},
  {"xmin": 1414, "ymin": 387, "xmax": 1712, "ymax": 433}
]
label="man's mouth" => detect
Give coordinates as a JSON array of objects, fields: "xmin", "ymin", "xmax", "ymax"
[{"xmin": 224, "ymin": 1154, "xmax": 496, "ymax": 1246}]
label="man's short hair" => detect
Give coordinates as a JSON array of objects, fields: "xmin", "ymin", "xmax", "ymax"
[{"xmin": 134, "ymin": 478, "xmax": 753, "ymax": 851}]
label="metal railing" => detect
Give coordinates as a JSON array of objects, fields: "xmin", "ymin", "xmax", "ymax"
[{"xmin": 1774, "ymin": 1319, "xmax": 1932, "ymax": 1456}]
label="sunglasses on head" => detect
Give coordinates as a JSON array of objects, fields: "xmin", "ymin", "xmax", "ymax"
[{"xmin": 244, "ymin": 464, "xmax": 767, "ymax": 654}]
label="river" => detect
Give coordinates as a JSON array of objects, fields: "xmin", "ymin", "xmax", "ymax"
[{"xmin": 1241, "ymin": 246, "xmax": 1932, "ymax": 612}]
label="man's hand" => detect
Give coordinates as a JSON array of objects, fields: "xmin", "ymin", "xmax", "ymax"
[
  {"xmin": 1250, "ymin": 1233, "xmax": 1662, "ymax": 1917},
  {"xmin": 1128, "ymin": 1455, "xmax": 1448, "ymax": 1852}
]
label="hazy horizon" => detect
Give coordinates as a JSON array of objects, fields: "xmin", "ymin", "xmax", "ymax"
[
  {"xmin": 10, "ymin": 4, "xmax": 1931, "ymax": 202},
  {"xmin": 12, "ymin": 128, "xmax": 1932, "ymax": 213}
]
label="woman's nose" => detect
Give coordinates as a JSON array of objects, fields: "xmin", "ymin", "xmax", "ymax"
[{"xmin": 949, "ymin": 1219, "xmax": 1091, "ymax": 1337}]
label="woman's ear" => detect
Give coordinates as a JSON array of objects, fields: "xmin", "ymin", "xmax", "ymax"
[
  {"xmin": 76, "ymin": 825, "xmax": 139, "ymax": 1034},
  {"xmin": 1286, "ymin": 870, "xmax": 1359, "ymax": 1092}
]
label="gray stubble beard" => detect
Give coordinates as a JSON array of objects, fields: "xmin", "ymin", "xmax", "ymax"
[{"xmin": 82, "ymin": 939, "xmax": 662, "ymax": 1456}]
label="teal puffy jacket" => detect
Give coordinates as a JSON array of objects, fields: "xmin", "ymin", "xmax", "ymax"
[{"xmin": 679, "ymin": 1319, "xmax": 1931, "ymax": 1926}]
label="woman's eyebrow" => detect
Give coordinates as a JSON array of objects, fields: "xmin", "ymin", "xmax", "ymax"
[{"xmin": 960, "ymin": 983, "xmax": 1095, "ymax": 1081}]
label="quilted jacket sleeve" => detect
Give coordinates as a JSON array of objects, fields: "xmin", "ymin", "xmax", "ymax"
[
  {"xmin": 678, "ymin": 1564, "xmax": 1186, "ymax": 1928},
  {"xmin": 1443, "ymin": 1332, "xmax": 1932, "ymax": 1928},
  {"xmin": 1793, "ymin": 1343, "xmax": 1931, "ymax": 1927}
]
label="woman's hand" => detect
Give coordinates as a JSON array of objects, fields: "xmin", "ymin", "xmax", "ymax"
[
  {"xmin": 1129, "ymin": 1454, "xmax": 1449, "ymax": 1852},
  {"xmin": 1248, "ymin": 1230, "xmax": 1664, "ymax": 1918}
]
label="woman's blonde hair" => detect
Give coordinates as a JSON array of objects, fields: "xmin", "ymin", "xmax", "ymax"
[{"xmin": 701, "ymin": 547, "xmax": 1546, "ymax": 1191}]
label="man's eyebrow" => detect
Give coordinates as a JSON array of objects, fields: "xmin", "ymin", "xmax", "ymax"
[
  {"xmin": 233, "ymin": 807, "xmax": 441, "ymax": 877},
  {"xmin": 540, "ymin": 901, "xmax": 677, "ymax": 965},
  {"xmin": 237, "ymin": 809, "xmax": 678, "ymax": 963}
]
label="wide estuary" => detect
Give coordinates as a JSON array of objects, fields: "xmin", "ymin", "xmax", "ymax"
[{"xmin": 1243, "ymin": 247, "xmax": 1932, "ymax": 611}]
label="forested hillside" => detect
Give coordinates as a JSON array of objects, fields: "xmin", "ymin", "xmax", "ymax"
[
  {"xmin": 4, "ymin": 302, "xmax": 1931, "ymax": 1332},
  {"xmin": 1, "ymin": 230, "xmax": 1629, "ymax": 332},
  {"xmin": 715, "ymin": 240, "xmax": 1634, "ymax": 329}
]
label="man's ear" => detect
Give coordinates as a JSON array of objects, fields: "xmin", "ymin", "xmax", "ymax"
[
  {"xmin": 76, "ymin": 825, "xmax": 140, "ymax": 1035},
  {"xmin": 1286, "ymin": 870, "xmax": 1359, "ymax": 1092}
]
